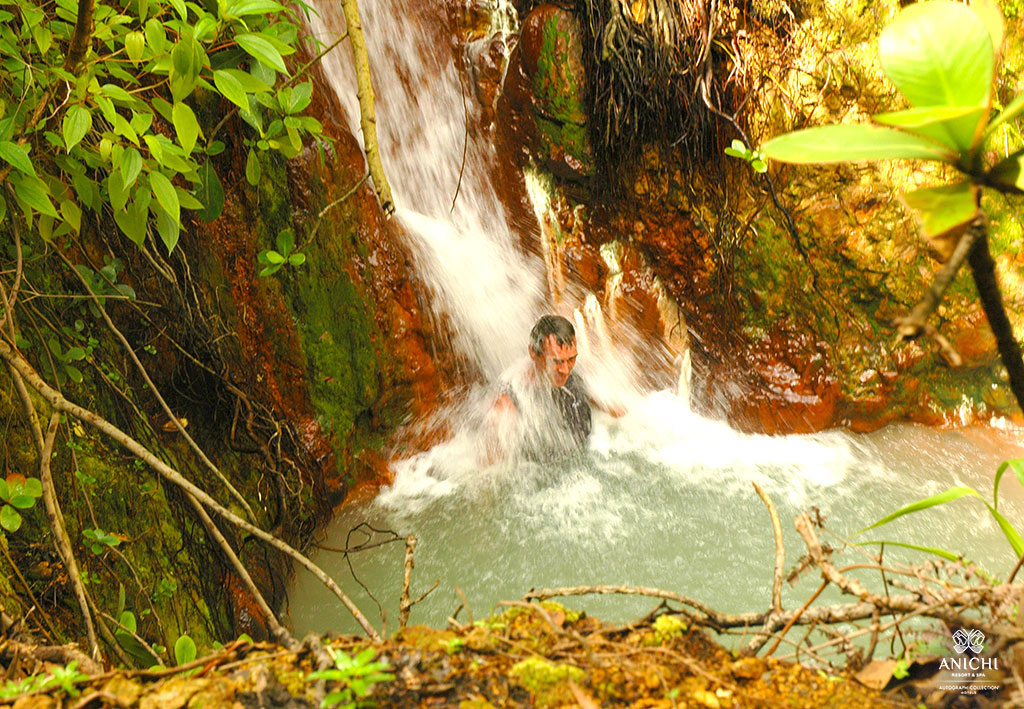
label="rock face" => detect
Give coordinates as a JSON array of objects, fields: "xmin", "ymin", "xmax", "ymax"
[
  {"xmin": 478, "ymin": 1, "xmax": 1024, "ymax": 433},
  {"xmin": 507, "ymin": 4, "xmax": 595, "ymax": 183}
]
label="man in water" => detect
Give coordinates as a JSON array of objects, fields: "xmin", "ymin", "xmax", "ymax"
[{"xmin": 486, "ymin": 315, "xmax": 594, "ymax": 461}]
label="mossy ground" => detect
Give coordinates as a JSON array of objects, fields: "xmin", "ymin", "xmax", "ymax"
[{"xmin": 3, "ymin": 605, "xmax": 928, "ymax": 708}]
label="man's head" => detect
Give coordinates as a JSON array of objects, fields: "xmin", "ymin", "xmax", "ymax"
[{"xmin": 529, "ymin": 315, "xmax": 577, "ymax": 388}]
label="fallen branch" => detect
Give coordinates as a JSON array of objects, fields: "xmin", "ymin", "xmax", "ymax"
[
  {"xmin": 0, "ymin": 337, "xmax": 380, "ymax": 641},
  {"xmin": 399, "ymin": 536, "xmax": 416, "ymax": 630}
]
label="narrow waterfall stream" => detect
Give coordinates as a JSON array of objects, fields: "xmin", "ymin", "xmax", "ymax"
[{"xmin": 288, "ymin": 0, "xmax": 1024, "ymax": 638}]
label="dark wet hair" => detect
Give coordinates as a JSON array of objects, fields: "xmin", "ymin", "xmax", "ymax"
[{"xmin": 529, "ymin": 315, "xmax": 576, "ymax": 355}]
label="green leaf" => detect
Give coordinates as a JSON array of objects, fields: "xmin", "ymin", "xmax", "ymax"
[
  {"xmin": 987, "ymin": 502, "xmax": 1024, "ymax": 557},
  {"xmin": 0, "ymin": 141, "xmax": 35, "ymax": 176},
  {"xmin": 155, "ymin": 206, "xmax": 180, "ymax": 252},
  {"xmin": 265, "ymin": 250, "xmax": 285, "ymax": 264},
  {"xmin": 0, "ymin": 505, "xmax": 22, "ymax": 533},
  {"xmin": 245, "ymin": 149, "xmax": 261, "ymax": 185},
  {"xmin": 286, "ymin": 81, "xmax": 312, "ymax": 114},
  {"xmin": 169, "ymin": 0, "xmax": 187, "ymax": 20},
  {"xmin": 145, "ymin": 19, "xmax": 167, "ymax": 54},
  {"xmin": 970, "ymin": 0, "xmax": 1005, "ymax": 64},
  {"xmin": 212, "ymin": 69, "xmax": 249, "ymax": 111},
  {"xmin": 986, "ymin": 94, "xmax": 1024, "ymax": 141},
  {"xmin": 761, "ymin": 124, "xmax": 955, "ymax": 164},
  {"xmin": 0, "ymin": 478, "xmax": 9, "ymax": 501},
  {"xmin": 177, "ymin": 189, "xmax": 203, "ymax": 210},
  {"xmin": 60, "ymin": 199, "xmax": 82, "ymax": 233},
  {"xmin": 234, "ymin": 33, "xmax": 287, "ymax": 73},
  {"xmin": 109, "ymin": 171, "xmax": 130, "ymax": 212},
  {"xmin": 994, "ymin": 458, "xmax": 1024, "ymax": 511},
  {"xmin": 872, "ymin": 106, "xmax": 986, "ymax": 154},
  {"xmin": 902, "ymin": 181, "xmax": 978, "ymax": 240},
  {"xmin": 9, "ymin": 495, "xmax": 36, "ymax": 510},
  {"xmin": 117, "ymin": 147, "xmax": 143, "ymax": 188},
  {"xmin": 197, "ymin": 161, "xmax": 225, "ymax": 222},
  {"xmin": 276, "ymin": 228, "xmax": 294, "ymax": 254},
  {"xmin": 170, "ymin": 37, "xmax": 201, "ymax": 102},
  {"xmin": 64, "ymin": 365, "xmax": 83, "ymax": 383},
  {"xmin": 226, "ymin": 0, "xmax": 285, "ymax": 16},
  {"xmin": 149, "ymin": 171, "xmax": 180, "ymax": 223},
  {"xmin": 119, "ymin": 611, "xmax": 137, "ymax": 634},
  {"xmin": 125, "ymin": 31, "xmax": 145, "ymax": 62},
  {"xmin": 11, "ymin": 174, "xmax": 57, "ymax": 217},
  {"xmin": 856, "ymin": 486, "xmax": 981, "ymax": 535},
  {"xmin": 115, "ymin": 193, "xmax": 149, "ymax": 246},
  {"xmin": 879, "ymin": 1, "xmax": 994, "ymax": 108},
  {"xmin": 288, "ymin": 252, "xmax": 305, "ymax": 266},
  {"xmin": 22, "ymin": 478, "xmax": 42, "ymax": 498},
  {"xmin": 174, "ymin": 635, "xmax": 197, "ymax": 665},
  {"xmin": 172, "ymin": 102, "xmax": 200, "ymax": 154}
]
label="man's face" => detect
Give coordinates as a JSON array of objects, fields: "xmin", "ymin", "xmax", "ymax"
[{"xmin": 532, "ymin": 335, "xmax": 577, "ymax": 388}]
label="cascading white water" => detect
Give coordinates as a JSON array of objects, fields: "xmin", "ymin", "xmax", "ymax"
[{"xmin": 289, "ymin": 0, "xmax": 1024, "ymax": 638}]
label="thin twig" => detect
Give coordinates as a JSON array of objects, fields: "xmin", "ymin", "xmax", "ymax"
[
  {"xmin": 0, "ymin": 337, "xmax": 381, "ymax": 640},
  {"xmin": 399, "ymin": 535, "xmax": 417, "ymax": 630}
]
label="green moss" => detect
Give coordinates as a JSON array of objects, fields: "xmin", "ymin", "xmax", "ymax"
[
  {"xmin": 509, "ymin": 657, "xmax": 586, "ymax": 705},
  {"xmin": 651, "ymin": 614, "xmax": 687, "ymax": 645}
]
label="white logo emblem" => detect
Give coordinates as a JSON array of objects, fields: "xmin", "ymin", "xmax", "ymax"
[{"xmin": 952, "ymin": 628, "xmax": 984, "ymax": 654}]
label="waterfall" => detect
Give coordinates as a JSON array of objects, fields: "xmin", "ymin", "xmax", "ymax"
[{"xmin": 288, "ymin": 0, "xmax": 1024, "ymax": 638}]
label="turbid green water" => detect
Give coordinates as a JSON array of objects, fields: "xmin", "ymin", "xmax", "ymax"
[{"xmin": 287, "ymin": 391, "xmax": 1024, "ymax": 639}]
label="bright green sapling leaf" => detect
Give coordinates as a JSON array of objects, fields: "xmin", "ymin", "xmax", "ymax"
[{"xmin": 761, "ymin": 123, "xmax": 956, "ymax": 164}]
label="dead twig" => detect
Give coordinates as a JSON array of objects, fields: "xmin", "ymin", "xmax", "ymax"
[{"xmin": 399, "ymin": 536, "xmax": 417, "ymax": 630}]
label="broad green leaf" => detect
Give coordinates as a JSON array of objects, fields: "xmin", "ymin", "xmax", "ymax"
[
  {"xmin": 197, "ymin": 161, "xmax": 225, "ymax": 222},
  {"xmin": 0, "ymin": 478, "xmax": 8, "ymax": 500},
  {"xmin": 994, "ymin": 458, "xmax": 1024, "ymax": 511},
  {"xmin": 265, "ymin": 250, "xmax": 285, "ymax": 264},
  {"xmin": 170, "ymin": 38, "xmax": 201, "ymax": 101},
  {"xmin": 172, "ymin": 102, "xmax": 200, "ymax": 154},
  {"xmin": 234, "ymin": 33, "xmax": 287, "ymax": 74},
  {"xmin": 245, "ymin": 149, "xmax": 261, "ymax": 185},
  {"xmin": 109, "ymin": 171, "xmax": 130, "ymax": 212},
  {"xmin": 149, "ymin": 171, "xmax": 179, "ymax": 223},
  {"xmin": 286, "ymin": 81, "xmax": 312, "ymax": 114},
  {"xmin": 288, "ymin": 252, "xmax": 305, "ymax": 266},
  {"xmin": 761, "ymin": 124, "xmax": 955, "ymax": 164},
  {"xmin": 0, "ymin": 141, "xmax": 35, "ymax": 176},
  {"xmin": 902, "ymin": 181, "xmax": 978, "ymax": 240},
  {"xmin": 101, "ymin": 84, "xmax": 140, "ymax": 108},
  {"xmin": 118, "ymin": 148, "xmax": 144, "ymax": 189},
  {"xmin": 22, "ymin": 478, "xmax": 42, "ymax": 497},
  {"xmin": 11, "ymin": 174, "xmax": 57, "ymax": 217},
  {"xmin": 971, "ymin": 0, "xmax": 1005, "ymax": 65},
  {"xmin": 879, "ymin": 1, "xmax": 993, "ymax": 108},
  {"xmin": 227, "ymin": 0, "xmax": 285, "ymax": 16},
  {"xmin": 131, "ymin": 111, "xmax": 154, "ymax": 136},
  {"xmin": 193, "ymin": 15, "xmax": 218, "ymax": 41},
  {"xmin": 145, "ymin": 19, "xmax": 167, "ymax": 55},
  {"xmin": 177, "ymin": 189, "xmax": 203, "ymax": 210},
  {"xmin": 174, "ymin": 635, "xmax": 197, "ymax": 665},
  {"xmin": 112, "ymin": 113, "xmax": 140, "ymax": 146},
  {"xmin": 32, "ymin": 25, "xmax": 52, "ymax": 54},
  {"xmin": 169, "ymin": 0, "xmax": 187, "ymax": 19},
  {"xmin": 856, "ymin": 486, "xmax": 981, "ymax": 534},
  {"xmin": 222, "ymin": 69, "xmax": 272, "ymax": 94},
  {"xmin": 276, "ymin": 228, "xmax": 294, "ymax": 254},
  {"xmin": 986, "ymin": 94, "xmax": 1024, "ymax": 141},
  {"xmin": 60, "ymin": 199, "xmax": 82, "ymax": 232},
  {"xmin": 990, "ymin": 149, "xmax": 1024, "ymax": 193},
  {"xmin": 0, "ymin": 505, "xmax": 21, "ymax": 532},
  {"xmin": 115, "ymin": 194, "xmax": 149, "ymax": 245},
  {"xmin": 9, "ymin": 494, "xmax": 35, "ymax": 509},
  {"xmin": 62, "ymin": 106, "xmax": 92, "ymax": 151},
  {"xmin": 125, "ymin": 31, "xmax": 145, "ymax": 62},
  {"xmin": 155, "ymin": 205, "xmax": 180, "ymax": 252},
  {"xmin": 212, "ymin": 69, "xmax": 249, "ymax": 111},
  {"xmin": 872, "ymin": 106, "xmax": 986, "ymax": 154}
]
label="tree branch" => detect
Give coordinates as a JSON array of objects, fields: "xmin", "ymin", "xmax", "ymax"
[
  {"xmin": 65, "ymin": 0, "xmax": 95, "ymax": 71},
  {"xmin": 341, "ymin": 0, "xmax": 394, "ymax": 216},
  {"xmin": 0, "ymin": 337, "xmax": 381, "ymax": 641},
  {"xmin": 39, "ymin": 412, "xmax": 100, "ymax": 658},
  {"xmin": 966, "ymin": 221, "xmax": 1024, "ymax": 413}
]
